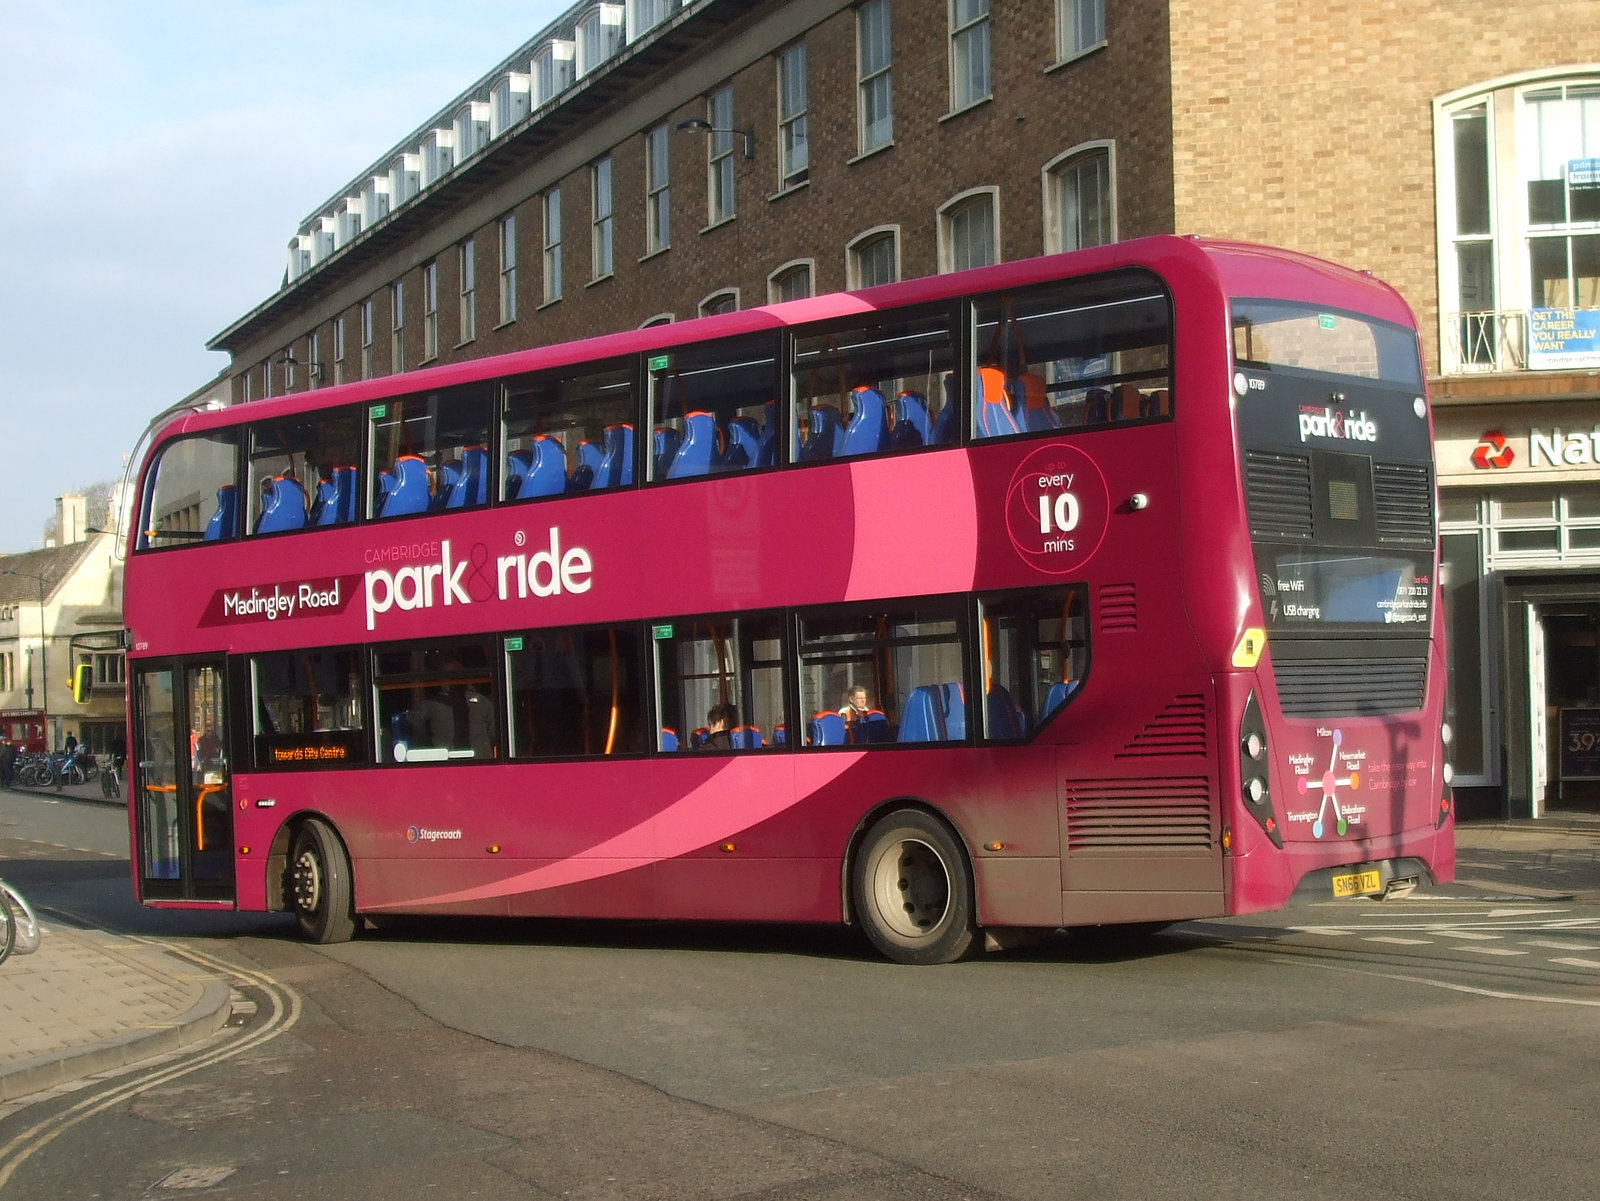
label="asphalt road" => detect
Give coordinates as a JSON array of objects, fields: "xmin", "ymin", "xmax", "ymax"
[{"xmin": 2, "ymin": 790, "xmax": 1598, "ymax": 1200}]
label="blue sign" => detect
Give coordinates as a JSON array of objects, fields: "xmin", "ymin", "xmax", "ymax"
[
  {"xmin": 1528, "ymin": 308, "xmax": 1600, "ymax": 369},
  {"xmin": 1568, "ymin": 158, "xmax": 1600, "ymax": 187}
]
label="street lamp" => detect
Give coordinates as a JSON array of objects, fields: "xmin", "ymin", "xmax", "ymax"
[
  {"xmin": 674, "ymin": 118, "xmax": 756, "ymax": 159},
  {"xmin": 2, "ymin": 568, "xmax": 48, "ymax": 741}
]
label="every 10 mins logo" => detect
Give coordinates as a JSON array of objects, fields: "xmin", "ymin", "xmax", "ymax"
[
  {"xmin": 1471, "ymin": 430, "xmax": 1515, "ymax": 469},
  {"xmin": 1003, "ymin": 444, "xmax": 1111, "ymax": 575}
]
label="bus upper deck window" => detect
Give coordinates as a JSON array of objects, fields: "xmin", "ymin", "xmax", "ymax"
[
  {"xmin": 369, "ymin": 385, "xmax": 493, "ymax": 520},
  {"xmin": 648, "ymin": 335, "xmax": 778, "ymax": 481},
  {"xmin": 503, "ymin": 361, "xmax": 636, "ymax": 501},
  {"xmin": 137, "ymin": 432, "xmax": 240, "ymax": 550},
  {"xmin": 972, "ymin": 272, "xmax": 1172, "ymax": 438}
]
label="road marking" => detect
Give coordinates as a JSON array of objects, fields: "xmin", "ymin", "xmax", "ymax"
[
  {"xmin": 1363, "ymin": 936, "xmax": 1432, "ymax": 945},
  {"xmin": 1522, "ymin": 939, "xmax": 1596, "ymax": 952},
  {"xmin": 1431, "ymin": 929, "xmax": 1503, "ymax": 941},
  {"xmin": 1550, "ymin": 957, "xmax": 1600, "ymax": 970},
  {"xmin": 1460, "ymin": 946, "xmax": 1528, "ymax": 957}
]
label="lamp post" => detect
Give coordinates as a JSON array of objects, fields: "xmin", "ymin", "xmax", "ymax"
[{"xmin": 2, "ymin": 569, "xmax": 48, "ymax": 744}]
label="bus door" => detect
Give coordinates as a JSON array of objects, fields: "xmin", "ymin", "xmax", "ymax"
[{"xmin": 133, "ymin": 658, "xmax": 236, "ymax": 902}]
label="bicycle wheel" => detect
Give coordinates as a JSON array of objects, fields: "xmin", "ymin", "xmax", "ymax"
[
  {"xmin": 0, "ymin": 890, "xmax": 14, "ymax": 966},
  {"xmin": 1, "ymin": 883, "xmax": 40, "ymax": 954}
]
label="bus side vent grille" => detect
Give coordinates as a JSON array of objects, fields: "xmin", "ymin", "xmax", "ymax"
[
  {"xmin": 1373, "ymin": 461, "xmax": 1434, "ymax": 544},
  {"xmin": 1116, "ymin": 694, "xmax": 1208, "ymax": 758},
  {"xmin": 1275, "ymin": 656, "xmax": 1427, "ymax": 717},
  {"xmin": 1065, "ymin": 778, "xmax": 1214, "ymax": 851},
  {"xmin": 1244, "ymin": 450, "xmax": 1314, "ymax": 540},
  {"xmin": 1098, "ymin": 583, "xmax": 1137, "ymax": 632}
]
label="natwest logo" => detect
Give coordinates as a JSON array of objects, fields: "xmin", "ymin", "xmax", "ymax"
[
  {"xmin": 1298, "ymin": 406, "xmax": 1378, "ymax": 444},
  {"xmin": 1471, "ymin": 430, "xmax": 1515, "ymax": 470}
]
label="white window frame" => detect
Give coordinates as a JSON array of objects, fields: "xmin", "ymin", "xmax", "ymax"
[
  {"xmin": 592, "ymin": 156, "xmax": 615, "ymax": 280},
  {"xmin": 459, "ymin": 237, "xmax": 477, "ymax": 343},
  {"xmin": 767, "ymin": 258, "xmax": 816, "ymax": 303},
  {"xmin": 698, "ymin": 288, "xmax": 739, "ymax": 317},
  {"xmin": 707, "ymin": 86, "xmax": 737, "ymax": 225},
  {"xmin": 1042, "ymin": 141, "xmax": 1115, "ymax": 253},
  {"xmin": 361, "ymin": 300, "xmax": 374, "ymax": 379},
  {"xmin": 532, "ymin": 40, "xmax": 575, "ymax": 106},
  {"xmin": 856, "ymin": 0, "xmax": 893, "ymax": 156},
  {"xmin": 645, "ymin": 124, "xmax": 671, "ymax": 254},
  {"xmin": 639, "ymin": 312, "xmax": 675, "ymax": 328},
  {"xmin": 543, "ymin": 188, "xmax": 564, "ymax": 305},
  {"xmin": 499, "ymin": 213, "xmax": 518, "ymax": 324},
  {"xmin": 777, "ymin": 42, "xmax": 809, "ymax": 190},
  {"xmin": 334, "ymin": 315, "xmax": 347, "ymax": 385},
  {"xmin": 938, "ymin": 187, "xmax": 1000, "ymax": 273},
  {"xmin": 309, "ymin": 331, "xmax": 321, "ymax": 389},
  {"xmin": 391, "ymin": 281, "xmax": 405, "ymax": 373},
  {"xmin": 422, "ymin": 262, "xmax": 439, "ymax": 361},
  {"xmin": 626, "ymin": 0, "xmax": 674, "ymax": 41},
  {"xmin": 454, "ymin": 102, "xmax": 490, "ymax": 163},
  {"xmin": 490, "ymin": 73, "xmax": 530, "ymax": 138},
  {"xmin": 1055, "ymin": 0, "xmax": 1106, "ymax": 64},
  {"xmin": 846, "ymin": 225, "xmax": 901, "ymax": 289},
  {"xmin": 576, "ymin": 5, "xmax": 624, "ymax": 78},
  {"xmin": 949, "ymin": 0, "xmax": 991, "ymax": 115},
  {"xmin": 421, "ymin": 130, "xmax": 454, "ymax": 187}
]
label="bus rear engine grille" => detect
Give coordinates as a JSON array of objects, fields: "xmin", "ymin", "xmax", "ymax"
[
  {"xmin": 1098, "ymin": 582, "xmax": 1137, "ymax": 631},
  {"xmin": 1064, "ymin": 778, "xmax": 1214, "ymax": 851},
  {"xmin": 1274, "ymin": 657, "xmax": 1427, "ymax": 717},
  {"xmin": 1373, "ymin": 461, "xmax": 1434, "ymax": 544},
  {"xmin": 1244, "ymin": 450, "xmax": 1313, "ymax": 540},
  {"xmin": 1115, "ymin": 694, "xmax": 1208, "ymax": 758}
]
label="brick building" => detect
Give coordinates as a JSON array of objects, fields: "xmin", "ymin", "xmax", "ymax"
[{"xmin": 202, "ymin": 0, "xmax": 1600, "ymax": 817}]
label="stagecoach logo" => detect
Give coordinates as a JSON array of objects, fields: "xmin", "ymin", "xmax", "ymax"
[
  {"xmin": 1298, "ymin": 404, "xmax": 1378, "ymax": 444},
  {"xmin": 1470, "ymin": 431, "xmax": 1515, "ymax": 469},
  {"xmin": 407, "ymin": 825, "xmax": 463, "ymax": 843},
  {"xmin": 199, "ymin": 576, "xmax": 360, "ymax": 627}
]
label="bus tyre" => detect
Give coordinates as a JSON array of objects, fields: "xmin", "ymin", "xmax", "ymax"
[
  {"xmin": 289, "ymin": 818, "xmax": 356, "ymax": 944},
  {"xmin": 852, "ymin": 808, "xmax": 976, "ymax": 965}
]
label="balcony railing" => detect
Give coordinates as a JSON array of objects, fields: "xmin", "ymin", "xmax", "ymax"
[{"xmin": 1442, "ymin": 310, "xmax": 1528, "ymax": 374}]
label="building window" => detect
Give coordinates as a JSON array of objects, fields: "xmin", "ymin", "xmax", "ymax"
[
  {"xmin": 1437, "ymin": 75, "xmax": 1600, "ymax": 373},
  {"xmin": 335, "ymin": 316, "xmax": 347, "ymax": 385},
  {"xmin": 777, "ymin": 42, "xmax": 809, "ymax": 189},
  {"xmin": 499, "ymin": 214, "xmax": 517, "ymax": 324},
  {"xmin": 640, "ymin": 312, "xmax": 674, "ymax": 328},
  {"xmin": 857, "ymin": 0, "xmax": 893, "ymax": 154},
  {"xmin": 1056, "ymin": 0, "xmax": 1105, "ymax": 61},
  {"xmin": 592, "ymin": 156, "xmax": 614, "ymax": 279},
  {"xmin": 309, "ymin": 332, "xmax": 321, "ymax": 389},
  {"xmin": 576, "ymin": 5, "xmax": 623, "ymax": 78},
  {"xmin": 543, "ymin": 188, "xmax": 563, "ymax": 304},
  {"xmin": 459, "ymin": 237, "xmax": 477, "ymax": 343},
  {"xmin": 532, "ymin": 40, "xmax": 575, "ymax": 106},
  {"xmin": 1044, "ymin": 144, "xmax": 1113, "ymax": 252},
  {"xmin": 391, "ymin": 281, "xmax": 405, "ymax": 373},
  {"xmin": 646, "ymin": 124, "xmax": 671, "ymax": 253},
  {"xmin": 847, "ymin": 227, "xmax": 899, "ymax": 288},
  {"xmin": 768, "ymin": 260, "xmax": 814, "ymax": 303},
  {"xmin": 422, "ymin": 262, "xmax": 439, "ymax": 361},
  {"xmin": 707, "ymin": 86, "xmax": 737, "ymax": 225},
  {"xmin": 94, "ymin": 652, "xmax": 126, "ymax": 687},
  {"xmin": 939, "ymin": 188, "xmax": 998, "ymax": 272},
  {"xmin": 454, "ymin": 103, "xmax": 489, "ymax": 163},
  {"xmin": 360, "ymin": 301, "xmax": 374, "ymax": 379},
  {"xmin": 699, "ymin": 289, "xmax": 738, "ymax": 317},
  {"xmin": 262, "ymin": 359, "xmax": 274, "ymax": 399},
  {"xmin": 949, "ymin": 0, "xmax": 991, "ymax": 113},
  {"xmin": 282, "ymin": 347, "xmax": 296, "ymax": 391}
]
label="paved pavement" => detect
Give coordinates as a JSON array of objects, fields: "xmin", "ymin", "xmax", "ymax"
[{"xmin": 1, "ymin": 774, "xmax": 1597, "ymax": 1107}]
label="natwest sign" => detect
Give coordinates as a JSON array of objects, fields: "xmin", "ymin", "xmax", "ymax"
[{"xmin": 1464, "ymin": 425, "xmax": 1600, "ymax": 473}]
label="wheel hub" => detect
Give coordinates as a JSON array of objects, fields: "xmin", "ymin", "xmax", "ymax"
[
  {"xmin": 292, "ymin": 849, "xmax": 323, "ymax": 912},
  {"xmin": 870, "ymin": 837, "xmax": 949, "ymax": 939}
]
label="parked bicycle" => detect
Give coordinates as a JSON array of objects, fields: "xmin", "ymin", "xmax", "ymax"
[
  {"xmin": 100, "ymin": 753, "xmax": 123, "ymax": 799},
  {"xmin": 0, "ymin": 878, "xmax": 41, "ymax": 966}
]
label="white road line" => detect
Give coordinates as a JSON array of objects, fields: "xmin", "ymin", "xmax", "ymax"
[
  {"xmin": 1363, "ymin": 936, "xmax": 1433, "ymax": 945},
  {"xmin": 1460, "ymin": 946, "xmax": 1528, "ymax": 957},
  {"xmin": 1431, "ymin": 929, "xmax": 1504, "ymax": 941},
  {"xmin": 1550, "ymin": 957, "xmax": 1600, "ymax": 970},
  {"xmin": 1522, "ymin": 939, "xmax": 1597, "ymax": 952}
]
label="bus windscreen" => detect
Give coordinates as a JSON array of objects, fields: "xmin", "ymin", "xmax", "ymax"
[{"xmin": 1232, "ymin": 300, "xmax": 1423, "ymax": 391}]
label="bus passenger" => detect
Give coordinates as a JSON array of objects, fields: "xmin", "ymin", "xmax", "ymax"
[
  {"xmin": 838, "ymin": 686, "xmax": 872, "ymax": 726},
  {"xmin": 701, "ymin": 702, "xmax": 737, "ymax": 751}
]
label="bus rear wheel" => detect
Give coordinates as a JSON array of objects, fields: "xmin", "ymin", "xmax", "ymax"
[
  {"xmin": 289, "ymin": 818, "xmax": 356, "ymax": 944},
  {"xmin": 852, "ymin": 808, "xmax": 976, "ymax": 965}
]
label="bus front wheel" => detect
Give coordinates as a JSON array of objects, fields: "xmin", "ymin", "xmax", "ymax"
[
  {"xmin": 852, "ymin": 808, "xmax": 976, "ymax": 965},
  {"xmin": 289, "ymin": 818, "xmax": 356, "ymax": 944}
]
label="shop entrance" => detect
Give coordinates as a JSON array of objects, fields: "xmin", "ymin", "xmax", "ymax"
[{"xmin": 1508, "ymin": 577, "xmax": 1600, "ymax": 816}]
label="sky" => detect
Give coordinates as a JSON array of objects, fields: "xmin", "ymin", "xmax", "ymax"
[{"xmin": 0, "ymin": 0, "xmax": 571, "ymax": 553}]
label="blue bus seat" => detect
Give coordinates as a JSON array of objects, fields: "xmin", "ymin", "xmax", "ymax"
[
  {"xmin": 757, "ymin": 400, "xmax": 778, "ymax": 466},
  {"xmin": 799, "ymin": 404, "xmax": 843, "ymax": 461},
  {"xmin": 668, "ymin": 411, "xmax": 720, "ymax": 479},
  {"xmin": 313, "ymin": 465, "xmax": 358, "ymax": 526},
  {"xmin": 986, "ymin": 683, "xmax": 1027, "ymax": 739},
  {"xmin": 203, "ymin": 485, "xmax": 238, "ymax": 541},
  {"xmin": 599, "ymin": 423, "xmax": 634, "ymax": 486},
  {"xmin": 652, "ymin": 426, "xmax": 682, "ymax": 479},
  {"xmin": 809, "ymin": 712, "xmax": 846, "ymax": 746},
  {"xmin": 1012, "ymin": 374, "xmax": 1058, "ymax": 430},
  {"xmin": 256, "ymin": 475, "xmax": 309, "ymax": 533},
  {"xmin": 516, "ymin": 436, "xmax": 568, "ymax": 499},
  {"xmin": 1042, "ymin": 680, "xmax": 1079, "ymax": 719},
  {"xmin": 772, "ymin": 725, "xmax": 786, "ymax": 745},
  {"xmin": 458, "ymin": 445, "xmax": 488, "ymax": 507},
  {"xmin": 840, "ymin": 387, "xmax": 890, "ymax": 457},
  {"xmin": 660, "ymin": 728, "xmax": 679, "ymax": 752},
  {"xmin": 506, "ymin": 448, "xmax": 533, "ymax": 499},
  {"xmin": 381, "ymin": 455, "xmax": 433, "ymax": 517},
  {"xmin": 731, "ymin": 726, "xmax": 764, "ymax": 749},
  {"xmin": 724, "ymin": 416, "xmax": 761, "ymax": 469},
  {"xmin": 1139, "ymin": 388, "xmax": 1170, "ymax": 418},
  {"xmin": 850, "ymin": 710, "xmax": 891, "ymax": 744},
  {"xmin": 898, "ymin": 683, "xmax": 965, "ymax": 742},
  {"xmin": 889, "ymin": 391, "xmax": 932, "ymax": 449},
  {"xmin": 578, "ymin": 439, "xmax": 603, "ymax": 479},
  {"xmin": 689, "ymin": 727, "xmax": 710, "ymax": 750},
  {"xmin": 1084, "ymin": 388, "xmax": 1115, "ymax": 424},
  {"xmin": 432, "ymin": 460, "xmax": 464, "ymax": 511},
  {"xmin": 975, "ymin": 367, "xmax": 1021, "ymax": 438}
]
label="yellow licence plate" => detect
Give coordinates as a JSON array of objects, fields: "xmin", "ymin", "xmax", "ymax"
[{"xmin": 1332, "ymin": 869, "xmax": 1382, "ymax": 898}]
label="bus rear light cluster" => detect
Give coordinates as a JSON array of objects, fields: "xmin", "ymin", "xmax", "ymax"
[
  {"xmin": 1239, "ymin": 691, "xmax": 1283, "ymax": 849},
  {"xmin": 1436, "ymin": 723, "xmax": 1453, "ymax": 829}
]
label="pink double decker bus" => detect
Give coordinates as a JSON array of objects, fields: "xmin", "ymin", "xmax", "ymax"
[{"xmin": 124, "ymin": 236, "xmax": 1453, "ymax": 963}]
